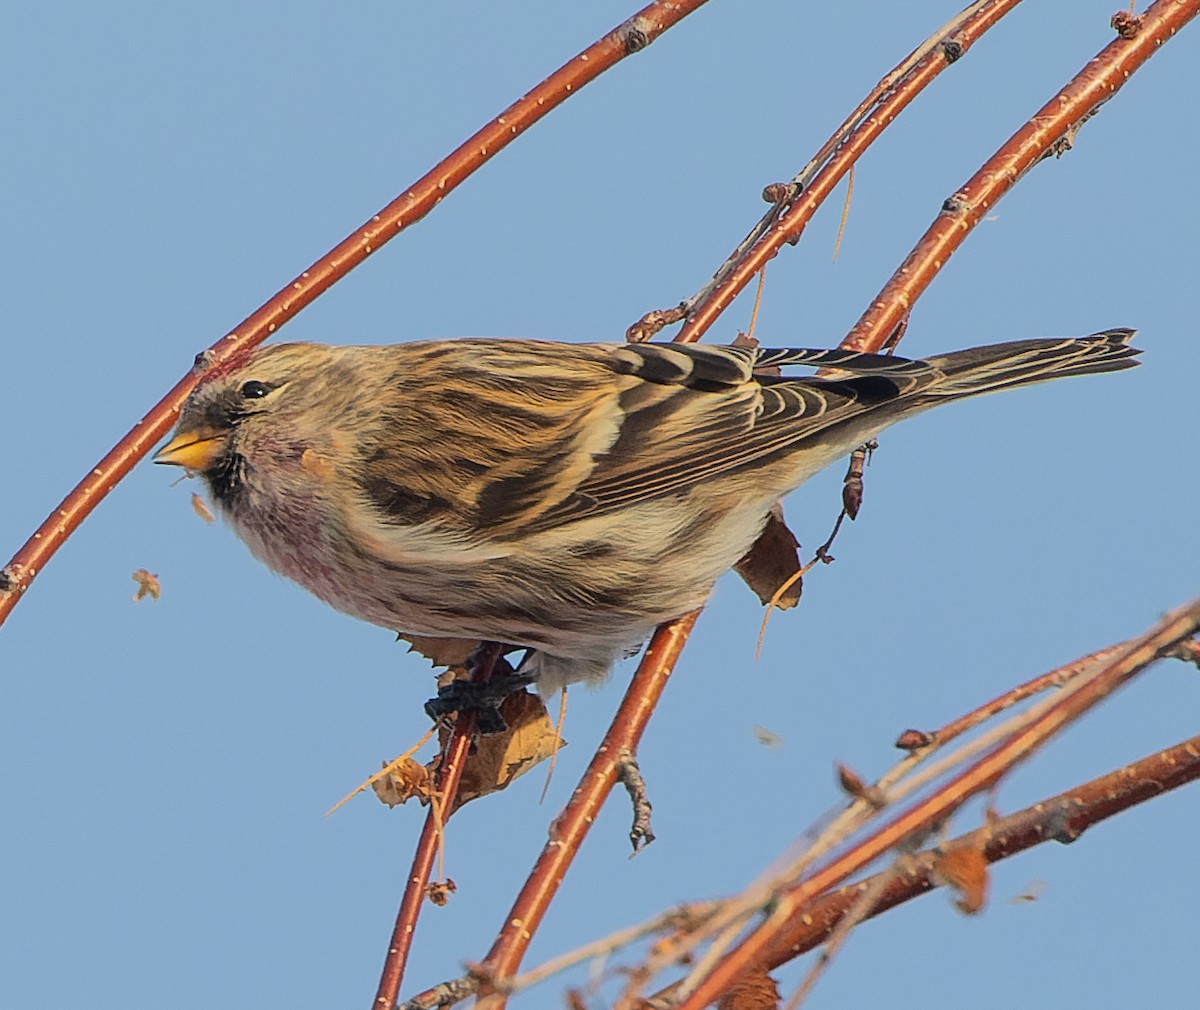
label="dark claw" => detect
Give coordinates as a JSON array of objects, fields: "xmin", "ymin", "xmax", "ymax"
[{"xmin": 423, "ymin": 653, "xmax": 534, "ymax": 734}]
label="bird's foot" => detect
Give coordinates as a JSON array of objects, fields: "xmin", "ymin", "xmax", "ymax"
[{"xmin": 423, "ymin": 648, "xmax": 534, "ymax": 734}]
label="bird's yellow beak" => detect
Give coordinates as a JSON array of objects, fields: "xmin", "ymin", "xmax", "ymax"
[{"xmin": 153, "ymin": 429, "xmax": 227, "ymax": 471}]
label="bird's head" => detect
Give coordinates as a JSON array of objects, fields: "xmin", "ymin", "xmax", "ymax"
[{"xmin": 154, "ymin": 343, "xmax": 343, "ymax": 506}]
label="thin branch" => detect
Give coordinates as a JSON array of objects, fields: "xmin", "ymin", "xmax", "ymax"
[
  {"xmin": 634, "ymin": 730, "xmax": 1200, "ymax": 1008},
  {"xmin": 780, "ymin": 857, "xmax": 904, "ymax": 1010},
  {"xmin": 762, "ymin": 730, "xmax": 1200, "ymax": 969},
  {"xmin": 906, "ymin": 643, "xmax": 1123, "ymax": 754},
  {"xmin": 613, "ymin": 637, "xmax": 1129, "ymax": 998},
  {"xmin": 671, "ymin": 599, "xmax": 1200, "ymax": 1010},
  {"xmin": 0, "ymin": 0, "xmax": 712, "ymax": 633},
  {"xmin": 665, "ymin": 0, "xmax": 1023, "ymax": 345},
  {"xmin": 470, "ymin": 612, "xmax": 700, "ymax": 1009},
  {"xmin": 844, "ymin": 0, "xmax": 1200, "ymax": 352},
  {"xmin": 506, "ymin": 902, "xmax": 719, "ymax": 997},
  {"xmin": 372, "ymin": 645, "xmax": 503, "ymax": 1009},
  {"xmin": 462, "ymin": 2, "xmax": 1200, "ymax": 1003}
]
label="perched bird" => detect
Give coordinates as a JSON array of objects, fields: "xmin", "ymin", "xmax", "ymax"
[{"xmin": 155, "ymin": 330, "xmax": 1138, "ymax": 696}]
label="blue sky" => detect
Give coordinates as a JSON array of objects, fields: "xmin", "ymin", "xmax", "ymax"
[{"xmin": 2, "ymin": 3, "xmax": 1197, "ymax": 1008}]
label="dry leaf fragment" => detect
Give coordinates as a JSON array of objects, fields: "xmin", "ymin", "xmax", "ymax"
[
  {"xmin": 752, "ymin": 725, "xmax": 783, "ymax": 749},
  {"xmin": 400, "ymin": 634, "xmax": 482, "ymax": 669},
  {"xmin": 372, "ymin": 757, "xmax": 433, "ymax": 808},
  {"xmin": 835, "ymin": 762, "xmax": 885, "ymax": 808},
  {"xmin": 190, "ymin": 493, "xmax": 216, "ymax": 523},
  {"xmin": 734, "ymin": 506, "xmax": 803, "ymax": 608},
  {"xmin": 425, "ymin": 878, "xmax": 456, "ymax": 906},
  {"xmin": 131, "ymin": 569, "xmax": 160, "ymax": 602},
  {"xmin": 719, "ymin": 964, "xmax": 780, "ymax": 1010},
  {"xmin": 932, "ymin": 845, "xmax": 990, "ymax": 914},
  {"xmin": 440, "ymin": 690, "xmax": 564, "ymax": 812}
]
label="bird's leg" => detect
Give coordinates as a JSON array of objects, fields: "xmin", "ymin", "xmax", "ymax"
[{"xmin": 423, "ymin": 644, "xmax": 534, "ymax": 734}]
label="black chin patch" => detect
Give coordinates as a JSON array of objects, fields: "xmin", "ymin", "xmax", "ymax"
[{"xmin": 208, "ymin": 450, "xmax": 248, "ymax": 505}]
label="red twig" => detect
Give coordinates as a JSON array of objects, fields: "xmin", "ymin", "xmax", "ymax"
[
  {"xmin": 0, "ymin": 0, "xmax": 712, "ymax": 632},
  {"xmin": 843, "ymin": 0, "xmax": 1200, "ymax": 352},
  {"xmin": 900, "ymin": 642, "xmax": 1124, "ymax": 753},
  {"xmin": 671, "ymin": 0, "xmax": 1023, "ymax": 345},
  {"xmin": 472, "ymin": 612, "xmax": 700, "ymax": 1008},
  {"xmin": 672, "ymin": 599, "xmax": 1200, "ymax": 1010},
  {"xmin": 373, "ymin": 644, "xmax": 503, "ymax": 1010},
  {"xmin": 634, "ymin": 730, "xmax": 1200, "ymax": 1008},
  {"xmin": 758, "ymin": 732, "xmax": 1200, "ymax": 971},
  {"xmin": 455, "ymin": 3, "xmax": 1149, "ymax": 1001}
]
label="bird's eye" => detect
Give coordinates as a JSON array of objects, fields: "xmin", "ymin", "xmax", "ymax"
[{"xmin": 240, "ymin": 380, "xmax": 274, "ymax": 399}]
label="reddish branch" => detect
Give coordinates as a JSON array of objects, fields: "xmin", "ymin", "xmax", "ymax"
[
  {"xmin": 400, "ymin": 684, "xmax": 1200, "ymax": 1008},
  {"xmin": 671, "ymin": 599, "xmax": 1200, "ymax": 1010},
  {"xmin": 0, "ymin": 3, "xmax": 714, "ymax": 1006},
  {"xmin": 2, "ymin": 2, "xmax": 1191, "ymax": 1007},
  {"xmin": 900, "ymin": 642, "xmax": 1123, "ymax": 753},
  {"xmin": 669, "ymin": 0, "xmax": 1025, "ymax": 346},
  {"xmin": 373, "ymin": 644, "xmax": 503, "ymax": 1010},
  {"xmin": 760, "ymin": 732, "xmax": 1200, "ymax": 970},
  {"xmin": 472, "ymin": 613, "xmax": 699, "ymax": 1008},
  {"xmin": 844, "ymin": 0, "xmax": 1200, "ymax": 352},
  {"xmin": 0, "ymin": 0, "xmax": 711, "ymax": 631},
  {"xmin": 622, "ymin": 730, "xmax": 1200, "ymax": 1010}
]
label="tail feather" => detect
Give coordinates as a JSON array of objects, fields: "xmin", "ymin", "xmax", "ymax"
[{"xmin": 920, "ymin": 328, "xmax": 1140, "ymax": 399}]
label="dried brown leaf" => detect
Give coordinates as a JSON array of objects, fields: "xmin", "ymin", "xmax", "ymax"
[
  {"xmin": 372, "ymin": 757, "xmax": 433, "ymax": 808},
  {"xmin": 425, "ymin": 878, "xmax": 457, "ymax": 907},
  {"xmin": 439, "ymin": 690, "xmax": 564, "ymax": 812},
  {"xmin": 190, "ymin": 493, "xmax": 216, "ymax": 523},
  {"xmin": 131, "ymin": 569, "xmax": 160, "ymax": 602},
  {"xmin": 932, "ymin": 845, "xmax": 990, "ymax": 915},
  {"xmin": 734, "ymin": 506, "xmax": 803, "ymax": 608},
  {"xmin": 718, "ymin": 965, "xmax": 780, "ymax": 1010},
  {"xmin": 400, "ymin": 635, "xmax": 482, "ymax": 669}
]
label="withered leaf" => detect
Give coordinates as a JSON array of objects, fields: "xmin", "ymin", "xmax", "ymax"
[
  {"xmin": 734, "ymin": 506, "xmax": 803, "ymax": 608},
  {"xmin": 439, "ymin": 690, "xmax": 564, "ymax": 812},
  {"xmin": 400, "ymin": 635, "xmax": 482, "ymax": 669},
  {"xmin": 718, "ymin": 964, "xmax": 780, "ymax": 1010},
  {"xmin": 131, "ymin": 569, "xmax": 161, "ymax": 602},
  {"xmin": 425, "ymin": 878, "xmax": 457, "ymax": 907},
  {"xmin": 372, "ymin": 757, "xmax": 433, "ymax": 808},
  {"xmin": 932, "ymin": 845, "xmax": 990, "ymax": 915},
  {"xmin": 190, "ymin": 493, "xmax": 216, "ymax": 523}
]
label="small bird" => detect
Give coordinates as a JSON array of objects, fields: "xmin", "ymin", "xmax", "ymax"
[{"xmin": 155, "ymin": 330, "xmax": 1138, "ymax": 696}]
